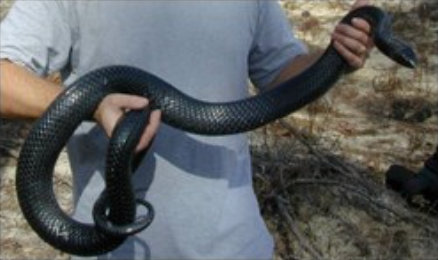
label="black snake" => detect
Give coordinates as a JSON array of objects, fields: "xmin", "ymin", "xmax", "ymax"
[{"xmin": 16, "ymin": 6, "xmax": 416, "ymax": 256}]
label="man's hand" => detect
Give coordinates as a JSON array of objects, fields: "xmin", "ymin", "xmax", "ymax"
[
  {"xmin": 269, "ymin": 0, "xmax": 375, "ymax": 87},
  {"xmin": 331, "ymin": 0, "xmax": 374, "ymax": 68},
  {"xmin": 93, "ymin": 94, "xmax": 161, "ymax": 152}
]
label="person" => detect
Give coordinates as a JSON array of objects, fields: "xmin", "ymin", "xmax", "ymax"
[
  {"xmin": 386, "ymin": 145, "xmax": 438, "ymax": 204},
  {"xmin": 0, "ymin": 0, "xmax": 373, "ymax": 259}
]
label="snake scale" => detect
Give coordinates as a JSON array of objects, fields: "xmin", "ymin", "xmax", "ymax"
[{"xmin": 16, "ymin": 6, "xmax": 416, "ymax": 256}]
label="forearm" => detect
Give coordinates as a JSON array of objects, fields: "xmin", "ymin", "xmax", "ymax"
[
  {"xmin": 268, "ymin": 50, "xmax": 323, "ymax": 88},
  {"xmin": 0, "ymin": 60, "xmax": 62, "ymax": 119},
  {"xmin": 270, "ymin": 0, "xmax": 373, "ymax": 88}
]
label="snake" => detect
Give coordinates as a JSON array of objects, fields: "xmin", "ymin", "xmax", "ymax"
[{"xmin": 16, "ymin": 6, "xmax": 416, "ymax": 256}]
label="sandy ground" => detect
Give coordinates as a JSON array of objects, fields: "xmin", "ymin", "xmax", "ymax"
[{"xmin": 0, "ymin": 0, "xmax": 437, "ymax": 259}]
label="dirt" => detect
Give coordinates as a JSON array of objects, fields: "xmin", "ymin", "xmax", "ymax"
[{"xmin": 0, "ymin": 0, "xmax": 437, "ymax": 259}]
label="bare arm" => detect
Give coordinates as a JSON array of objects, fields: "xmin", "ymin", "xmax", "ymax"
[
  {"xmin": 268, "ymin": 51, "xmax": 323, "ymax": 88},
  {"xmin": 269, "ymin": 0, "xmax": 373, "ymax": 88},
  {"xmin": 0, "ymin": 60, "xmax": 161, "ymax": 151},
  {"xmin": 0, "ymin": 59, "xmax": 62, "ymax": 119}
]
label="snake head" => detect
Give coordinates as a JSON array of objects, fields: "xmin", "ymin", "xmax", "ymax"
[
  {"xmin": 387, "ymin": 39, "xmax": 418, "ymax": 68},
  {"xmin": 374, "ymin": 13, "xmax": 418, "ymax": 69}
]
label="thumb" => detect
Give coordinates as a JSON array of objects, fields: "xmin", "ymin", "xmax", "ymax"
[
  {"xmin": 93, "ymin": 94, "xmax": 149, "ymax": 137},
  {"xmin": 111, "ymin": 94, "xmax": 149, "ymax": 110}
]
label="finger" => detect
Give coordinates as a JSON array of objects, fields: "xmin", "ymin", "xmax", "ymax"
[
  {"xmin": 350, "ymin": 1, "xmax": 374, "ymax": 51},
  {"xmin": 332, "ymin": 30, "xmax": 368, "ymax": 56},
  {"xmin": 366, "ymin": 34, "xmax": 375, "ymax": 50},
  {"xmin": 135, "ymin": 110, "xmax": 162, "ymax": 152},
  {"xmin": 96, "ymin": 94, "xmax": 148, "ymax": 135},
  {"xmin": 333, "ymin": 40, "xmax": 364, "ymax": 68},
  {"xmin": 334, "ymin": 23, "xmax": 370, "ymax": 47},
  {"xmin": 106, "ymin": 108, "xmax": 124, "ymax": 137},
  {"xmin": 111, "ymin": 94, "xmax": 149, "ymax": 110},
  {"xmin": 351, "ymin": 18, "xmax": 371, "ymax": 35},
  {"xmin": 350, "ymin": 19, "xmax": 374, "ymax": 50}
]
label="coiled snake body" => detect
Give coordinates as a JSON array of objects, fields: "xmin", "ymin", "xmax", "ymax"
[{"xmin": 16, "ymin": 6, "xmax": 416, "ymax": 256}]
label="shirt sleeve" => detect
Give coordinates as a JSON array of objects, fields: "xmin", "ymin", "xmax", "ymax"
[
  {"xmin": 0, "ymin": 0, "xmax": 72, "ymax": 76},
  {"xmin": 248, "ymin": 1, "xmax": 308, "ymax": 90}
]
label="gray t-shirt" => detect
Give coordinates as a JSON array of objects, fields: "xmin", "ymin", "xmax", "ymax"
[{"xmin": 1, "ymin": 1, "xmax": 307, "ymax": 259}]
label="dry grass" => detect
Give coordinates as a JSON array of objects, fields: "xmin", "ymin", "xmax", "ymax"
[
  {"xmin": 1, "ymin": 0, "xmax": 437, "ymax": 259},
  {"xmin": 255, "ymin": 1, "xmax": 438, "ymax": 259}
]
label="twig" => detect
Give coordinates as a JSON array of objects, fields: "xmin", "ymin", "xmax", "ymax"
[
  {"xmin": 278, "ymin": 119, "xmax": 363, "ymax": 180},
  {"xmin": 0, "ymin": 145, "xmax": 19, "ymax": 159},
  {"xmin": 329, "ymin": 210, "xmax": 371, "ymax": 256},
  {"xmin": 288, "ymin": 178, "xmax": 438, "ymax": 236},
  {"xmin": 0, "ymin": 138, "xmax": 22, "ymax": 146},
  {"xmin": 275, "ymin": 195, "xmax": 324, "ymax": 260}
]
